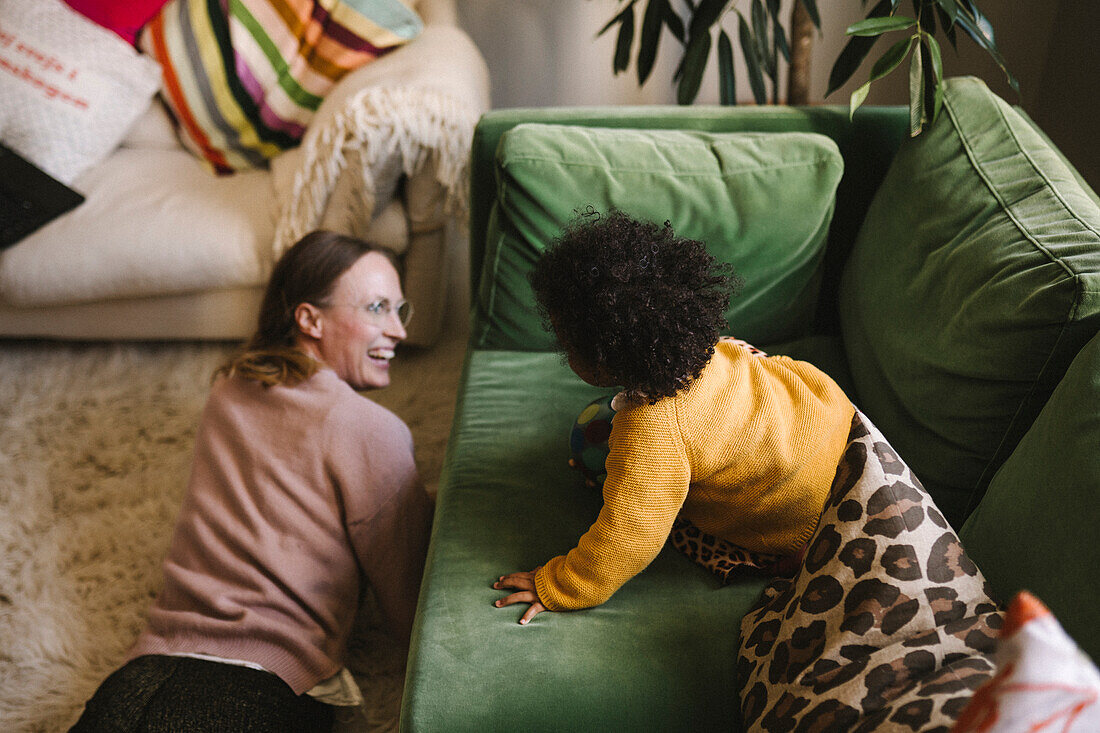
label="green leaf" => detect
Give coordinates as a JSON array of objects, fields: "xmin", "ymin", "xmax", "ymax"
[
  {"xmin": 614, "ymin": 5, "xmax": 635, "ymax": 74},
  {"xmin": 955, "ymin": 1, "xmax": 1020, "ymax": 94},
  {"xmin": 909, "ymin": 38, "xmax": 926, "ymax": 136},
  {"xmin": 774, "ymin": 16, "xmax": 790, "ymax": 63},
  {"xmin": 923, "ymin": 2, "xmax": 938, "ymax": 36},
  {"xmin": 870, "ymin": 36, "xmax": 915, "ymax": 82},
  {"xmin": 677, "ymin": 31, "xmax": 711, "ymax": 104},
  {"xmin": 637, "ymin": 0, "xmax": 665, "ymax": 85},
  {"xmin": 675, "ymin": 0, "xmax": 722, "ymax": 83},
  {"xmin": 799, "ymin": 0, "xmax": 821, "ymax": 28},
  {"xmin": 751, "ymin": 0, "xmax": 774, "ymax": 77},
  {"xmin": 718, "ymin": 29, "xmax": 736, "ymax": 105},
  {"xmin": 850, "ymin": 82, "xmax": 872, "ymax": 120},
  {"xmin": 689, "ymin": 0, "xmax": 727, "ymax": 39},
  {"xmin": 738, "ymin": 12, "xmax": 767, "ymax": 104},
  {"xmin": 936, "ymin": 5, "xmax": 958, "ymax": 47},
  {"xmin": 920, "ymin": 33, "xmax": 937, "ymax": 125},
  {"xmin": 848, "ymin": 36, "xmax": 913, "ymax": 118},
  {"xmin": 847, "ymin": 15, "xmax": 917, "ymax": 36},
  {"xmin": 924, "ymin": 32, "xmax": 943, "ymax": 82},
  {"xmin": 664, "ymin": 3, "xmax": 685, "ymax": 42},
  {"xmin": 961, "ymin": 0, "xmax": 995, "ymax": 42},
  {"xmin": 828, "ymin": 37, "xmax": 876, "ymax": 97},
  {"xmin": 598, "ymin": 4, "xmax": 631, "ymax": 38},
  {"xmin": 827, "ymin": 0, "xmax": 892, "ymax": 97},
  {"xmin": 936, "ymin": 0, "xmax": 959, "ymax": 24}
]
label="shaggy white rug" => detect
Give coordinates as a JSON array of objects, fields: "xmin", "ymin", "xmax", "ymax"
[{"xmin": 0, "ymin": 312, "xmax": 466, "ymax": 731}]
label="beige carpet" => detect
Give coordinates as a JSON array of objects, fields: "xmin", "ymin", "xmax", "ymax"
[{"xmin": 0, "ymin": 257, "xmax": 470, "ymax": 732}]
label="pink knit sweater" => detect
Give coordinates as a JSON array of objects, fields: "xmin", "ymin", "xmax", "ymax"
[{"xmin": 128, "ymin": 368, "xmax": 432, "ymax": 695}]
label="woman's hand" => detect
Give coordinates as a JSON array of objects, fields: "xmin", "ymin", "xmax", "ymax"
[{"xmin": 493, "ymin": 569, "xmax": 548, "ymax": 625}]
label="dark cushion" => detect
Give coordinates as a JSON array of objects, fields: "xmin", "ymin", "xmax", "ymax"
[
  {"xmin": 839, "ymin": 76, "xmax": 1100, "ymax": 527},
  {"xmin": 960, "ymin": 329, "xmax": 1100, "ymax": 662},
  {"xmin": 475, "ymin": 124, "xmax": 844, "ymax": 350}
]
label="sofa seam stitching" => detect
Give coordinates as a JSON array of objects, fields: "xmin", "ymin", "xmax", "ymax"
[
  {"xmin": 968, "ymin": 308, "xmax": 1077, "ymax": 515},
  {"xmin": 946, "ymin": 86, "xmax": 1096, "ymax": 285},
  {"xmin": 477, "ymin": 204, "xmax": 507, "ymax": 348},
  {"xmin": 994, "ymin": 105, "xmax": 1100, "ymax": 244},
  {"xmin": 945, "ymin": 86, "xmax": 1084, "ymax": 511},
  {"xmin": 498, "ymin": 156, "xmax": 842, "ymax": 179}
]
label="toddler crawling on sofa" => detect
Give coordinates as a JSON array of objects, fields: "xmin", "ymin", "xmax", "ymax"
[{"xmin": 492, "ymin": 210, "xmax": 855, "ymax": 624}]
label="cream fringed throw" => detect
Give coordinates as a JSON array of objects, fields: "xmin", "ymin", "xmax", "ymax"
[{"xmin": 273, "ymin": 85, "xmax": 480, "ymax": 257}]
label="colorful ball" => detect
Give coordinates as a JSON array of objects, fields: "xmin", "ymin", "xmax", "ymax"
[{"xmin": 569, "ymin": 394, "xmax": 618, "ymax": 489}]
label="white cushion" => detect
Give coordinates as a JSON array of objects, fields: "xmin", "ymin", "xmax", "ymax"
[
  {"xmin": 0, "ymin": 147, "xmax": 276, "ymax": 307},
  {"xmin": 0, "ymin": 0, "xmax": 163, "ymax": 184},
  {"xmin": 120, "ymin": 99, "xmax": 181, "ymax": 151},
  {"xmin": 954, "ymin": 591, "xmax": 1100, "ymax": 733}
]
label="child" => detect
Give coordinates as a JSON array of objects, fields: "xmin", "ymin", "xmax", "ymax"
[{"xmin": 492, "ymin": 210, "xmax": 855, "ymax": 624}]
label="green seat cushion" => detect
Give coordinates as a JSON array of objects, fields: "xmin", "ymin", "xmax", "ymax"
[
  {"xmin": 960, "ymin": 329, "xmax": 1100, "ymax": 662},
  {"xmin": 401, "ymin": 350, "xmax": 767, "ymax": 732},
  {"xmin": 839, "ymin": 76, "xmax": 1100, "ymax": 528},
  {"xmin": 475, "ymin": 124, "xmax": 844, "ymax": 351}
]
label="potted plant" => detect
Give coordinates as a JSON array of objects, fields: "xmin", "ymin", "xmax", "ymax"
[{"xmin": 596, "ymin": 0, "xmax": 1018, "ymax": 136}]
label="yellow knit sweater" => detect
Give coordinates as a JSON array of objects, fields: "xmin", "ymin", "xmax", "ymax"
[{"xmin": 534, "ymin": 340, "xmax": 855, "ymax": 611}]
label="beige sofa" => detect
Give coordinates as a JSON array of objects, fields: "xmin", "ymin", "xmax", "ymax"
[{"xmin": 0, "ymin": 0, "xmax": 489, "ymax": 346}]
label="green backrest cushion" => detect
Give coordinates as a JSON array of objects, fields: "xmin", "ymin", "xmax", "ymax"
[
  {"xmin": 839, "ymin": 76, "xmax": 1100, "ymax": 528},
  {"xmin": 466, "ymin": 105, "xmax": 911, "ymax": 322},
  {"xmin": 960, "ymin": 329, "xmax": 1100, "ymax": 661},
  {"xmin": 475, "ymin": 124, "xmax": 844, "ymax": 350}
]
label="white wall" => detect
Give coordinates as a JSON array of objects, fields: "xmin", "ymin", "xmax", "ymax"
[
  {"xmin": 457, "ymin": 0, "xmax": 1097, "ymax": 187},
  {"xmin": 456, "ymin": 0, "xmax": 680, "ymax": 107}
]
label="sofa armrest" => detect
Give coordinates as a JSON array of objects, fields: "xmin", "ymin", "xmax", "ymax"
[
  {"xmin": 413, "ymin": 0, "xmax": 458, "ymax": 27},
  {"xmin": 303, "ymin": 24, "xmax": 490, "ymax": 138},
  {"xmin": 270, "ymin": 22, "xmax": 489, "ymax": 244}
]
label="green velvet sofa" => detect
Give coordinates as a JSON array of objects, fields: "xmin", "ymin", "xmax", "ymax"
[{"xmin": 401, "ymin": 77, "xmax": 1100, "ymax": 731}]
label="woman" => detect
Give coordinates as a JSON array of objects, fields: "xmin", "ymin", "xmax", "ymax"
[{"xmin": 71, "ymin": 231, "xmax": 433, "ymax": 731}]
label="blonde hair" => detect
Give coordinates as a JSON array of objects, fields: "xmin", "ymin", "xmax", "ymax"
[
  {"xmin": 215, "ymin": 230, "xmax": 398, "ymax": 387},
  {"xmin": 214, "ymin": 347, "xmax": 323, "ymax": 388}
]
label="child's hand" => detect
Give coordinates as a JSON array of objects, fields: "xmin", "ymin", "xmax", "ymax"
[
  {"xmin": 568, "ymin": 459, "xmax": 599, "ymax": 489},
  {"xmin": 493, "ymin": 569, "xmax": 548, "ymax": 625}
]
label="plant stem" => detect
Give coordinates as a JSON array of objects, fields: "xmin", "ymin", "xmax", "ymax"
[{"xmin": 787, "ymin": 1, "xmax": 813, "ymax": 104}]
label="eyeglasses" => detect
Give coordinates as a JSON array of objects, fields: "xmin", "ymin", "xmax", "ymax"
[{"xmin": 326, "ymin": 298, "xmax": 413, "ymax": 328}]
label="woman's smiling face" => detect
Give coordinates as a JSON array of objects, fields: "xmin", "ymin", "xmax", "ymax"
[{"xmin": 299, "ymin": 251, "xmax": 408, "ymax": 390}]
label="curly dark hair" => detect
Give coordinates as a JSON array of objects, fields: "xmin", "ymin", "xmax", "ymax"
[{"xmin": 529, "ymin": 209, "xmax": 741, "ymax": 403}]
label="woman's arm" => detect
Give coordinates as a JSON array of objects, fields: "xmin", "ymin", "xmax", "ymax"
[{"xmin": 336, "ymin": 404, "xmax": 433, "ymax": 642}]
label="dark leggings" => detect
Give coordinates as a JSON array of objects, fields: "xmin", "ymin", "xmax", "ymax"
[{"xmin": 69, "ymin": 655, "xmax": 335, "ymax": 732}]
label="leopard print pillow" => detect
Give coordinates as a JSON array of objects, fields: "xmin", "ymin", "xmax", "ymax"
[{"xmin": 737, "ymin": 411, "xmax": 1004, "ymax": 732}]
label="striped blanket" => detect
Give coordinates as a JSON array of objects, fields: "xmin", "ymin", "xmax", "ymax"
[{"xmin": 141, "ymin": 0, "xmax": 422, "ymax": 174}]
